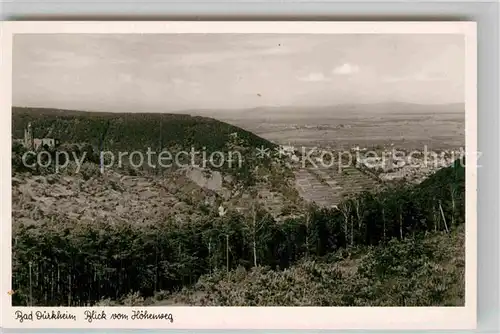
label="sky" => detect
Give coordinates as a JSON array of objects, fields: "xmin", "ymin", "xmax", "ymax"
[{"xmin": 13, "ymin": 34, "xmax": 465, "ymax": 113}]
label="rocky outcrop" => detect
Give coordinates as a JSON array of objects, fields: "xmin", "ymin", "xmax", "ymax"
[
  {"xmin": 185, "ymin": 167, "xmax": 223, "ymax": 192},
  {"xmin": 11, "ymin": 170, "xmax": 220, "ymax": 226}
]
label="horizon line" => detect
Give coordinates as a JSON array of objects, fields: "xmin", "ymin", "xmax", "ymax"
[{"xmin": 12, "ymin": 101, "xmax": 465, "ymax": 115}]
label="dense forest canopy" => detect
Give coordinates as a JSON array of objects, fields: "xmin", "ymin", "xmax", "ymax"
[
  {"xmin": 12, "ymin": 107, "xmax": 275, "ymax": 153},
  {"xmin": 12, "ymin": 107, "xmax": 281, "ymax": 186}
]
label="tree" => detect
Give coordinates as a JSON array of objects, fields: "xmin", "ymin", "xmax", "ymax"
[{"xmin": 339, "ymin": 199, "xmax": 354, "ymax": 247}]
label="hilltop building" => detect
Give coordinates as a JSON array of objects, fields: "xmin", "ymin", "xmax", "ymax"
[
  {"xmin": 17, "ymin": 122, "xmax": 58, "ymax": 150},
  {"xmin": 279, "ymin": 144, "xmax": 296, "ymax": 157}
]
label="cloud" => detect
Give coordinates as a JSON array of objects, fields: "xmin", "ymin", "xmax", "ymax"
[
  {"xmin": 383, "ymin": 72, "xmax": 447, "ymax": 83},
  {"xmin": 298, "ymin": 72, "xmax": 330, "ymax": 82},
  {"xmin": 299, "ymin": 64, "xmax": 360, "ymax": 82},
  {"xmin": 171, "ymin": 78, "xmax": 185, "ymax": 85},
  {"xmin": 118, "ymin": 73, "xmax": 133, "ymax": 83},
  {"xmin": 414, "ymin": 72, "xmax": 447, "ymax": 81},
  {"xmin": 257, "ymin": 46, "xmax": 292, "ymax": 56},
  {"xmin": 332, "ymin": 63, "xmax": 360, "ymax": 75},
  {"xmin": 168, "ymin": 77, "xmax": 202, "ymax": 88}
]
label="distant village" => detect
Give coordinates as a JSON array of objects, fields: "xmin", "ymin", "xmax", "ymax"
[
  {"xmin": 275, "ymin": 142, "xmax": 463, "ymax": 184},
  {"xmin": 13, "ymin": 123, "xmax": 461, "ymax": 185}
]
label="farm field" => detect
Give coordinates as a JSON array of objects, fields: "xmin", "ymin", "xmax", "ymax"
[
  {"xmin": 224, "ymin": 112, "xmax": 464, "ymax": 150},
  {"xmin": 294, "ymin": 166, "xmax": 380, "ymax": 207}
]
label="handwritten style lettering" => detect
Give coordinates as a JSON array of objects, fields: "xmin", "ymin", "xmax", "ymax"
[
  {"xmin": 14, "ymin": 310, "xmax": 33, "ymax": 323},
  {"xmin": 35, "ymin": 310, "xmax": 77, "ymax": 321},
  {"xmin": 15, "ymin": 310, "xmax": 76, "ymax": 322},
  {"xmin": 84, "ymin": 310, "xmax": 107, "ymax": 323},
  {"xmin": 131, "ymin": 310, "xmax": 174, "ymax": 322}
]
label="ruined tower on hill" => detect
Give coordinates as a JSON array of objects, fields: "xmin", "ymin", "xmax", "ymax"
[
  {"xmin": 22, "ymin": 122, "xmax": 56, "ymax": 150},
  {"xmin": 23, "ymin": 122, "xmax": 34, "ymax": 150}
]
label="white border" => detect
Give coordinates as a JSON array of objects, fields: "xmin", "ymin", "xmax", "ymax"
[{"xmin": 0, "ymin": 21, "xmax": 477, "ymax": 330}]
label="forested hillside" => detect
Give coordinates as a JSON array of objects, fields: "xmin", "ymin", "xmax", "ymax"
[
  {"xmin": 12, "ymin": 107, "xmax": 275, "ymax": 153},
  {"xmin": 12, "ymin": 107, "xmax": 279, "ymax": 188},
  {"xmin": 166, "ymin": 225, "xmax": 464, "ymax": 306},
  {"xmin": 11, "ymin": 158, "xmax": 465, "ymax": 306}
]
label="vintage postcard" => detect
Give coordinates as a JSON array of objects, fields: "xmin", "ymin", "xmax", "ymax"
[{"xmin": 0, "ymin": 21, "xmax": 477, "ymax": 329}]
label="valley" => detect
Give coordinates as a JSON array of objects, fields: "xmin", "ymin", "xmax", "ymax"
[{"xmin": 10, "ymin": 105, "xmax": 466, "ymax": 307}]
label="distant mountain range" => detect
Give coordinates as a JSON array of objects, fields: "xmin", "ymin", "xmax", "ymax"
[
  {"xmin": 177, "ymin": 102, "xmax": 465, "ymax": 120},
  {"xmin": 13, "ymin": 102, "xmax": 465, "ymax": 120}
]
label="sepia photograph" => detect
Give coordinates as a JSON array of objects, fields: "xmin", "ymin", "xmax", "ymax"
[{"xmin": 1, "ymin": 21, "xmax": 477, "ymax": 329}]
